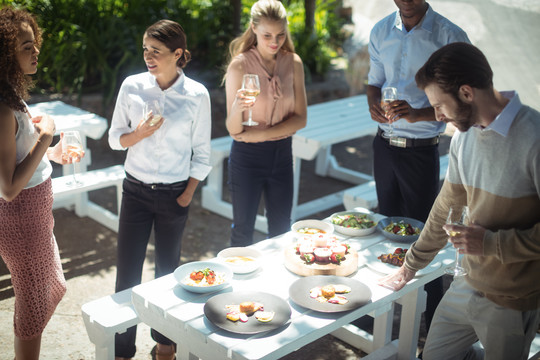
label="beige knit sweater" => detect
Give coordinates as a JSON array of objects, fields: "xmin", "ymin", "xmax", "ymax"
[{"xmin": 405, "ymin": 94, "xmax": 540, "ymax": 311}]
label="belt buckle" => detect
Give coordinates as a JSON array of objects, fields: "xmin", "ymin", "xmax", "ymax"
[
  {"xmin": 389, "ymin": 137, "xmax": 407, "ymax": 148},
  {"xmin": 150, "ymin": 184, "xmax": 157, "ymax": 190}
]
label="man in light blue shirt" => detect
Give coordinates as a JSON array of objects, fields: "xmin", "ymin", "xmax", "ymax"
[{"xmin": 365, "ymin": 0, "xmax": 470, "ymax": 336}]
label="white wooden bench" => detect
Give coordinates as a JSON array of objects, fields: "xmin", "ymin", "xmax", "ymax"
[
  {"xmin": 81, "ymin": 288, "xmax": 140, "ymax": 360},
  {"xmin": 342, "ymin": 154, "xmax": 449, "ymax": 211},
  {"xmin": 53, "ymin": 164, "xmax": 125, "ymax": 232}
]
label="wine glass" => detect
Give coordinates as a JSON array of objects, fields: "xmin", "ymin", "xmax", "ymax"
[
  {"xmin": 241, "ymin": 74, "xmax": 260, "ymax": 126},
  {"xmin": 62, "ymin": 130, "xmax": 84, "ymax": 187},
  {"xmin": 381, "ymin": 86, "xmax": 398, "ymax": 136},
  {"xmin": 444, "ymin": 205, "xmax": 470, "ymax": 277},
  {"xmin": 143, "ymin": 100, "xmax": 163, "ymax": 126}
]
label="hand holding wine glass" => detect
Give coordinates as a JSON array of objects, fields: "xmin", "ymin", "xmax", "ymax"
[
  {"xmin": 381, "ymin": 86, "xmax": 398, "ymax": 135},
  {"xmin": 241, "ymin": 74, "xmax": 260, "ymax": 126},
  {"xmin": 143, "ymin": 100, "xmax": 163, "ymax": 127},
  {"xmin": 444, "ymin": 205, "xmax": 470, "ymax": 277},
  {"xmin": 62, "ymin": 130, "xmax": 84, "ymax": 187}
]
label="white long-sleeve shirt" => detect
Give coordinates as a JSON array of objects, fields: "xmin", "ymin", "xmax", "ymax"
[{"xmin": 108, "ymin": 71, "xmax": 212, "ymax": 184}]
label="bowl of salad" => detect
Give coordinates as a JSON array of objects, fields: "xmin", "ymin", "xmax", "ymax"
[
  {"xmin": 174, "ymin": 261, "xmax": 233, "ymax": 293},
  {"xmin": 330, "ymin": 211, "xmax": 378, "ymax": 237},
  {"xmin": 377, "ymin": 217, "xmax": 424, "ymax": 243}
]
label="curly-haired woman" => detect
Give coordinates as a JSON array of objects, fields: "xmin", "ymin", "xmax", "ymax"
[{"xmin": 0, "ymin": 6, "xmax": 68, "ymax": 360}]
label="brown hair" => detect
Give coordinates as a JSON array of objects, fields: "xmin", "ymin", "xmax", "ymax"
[
  {"xmin": 227, "ymin": 0, "xmax": 295, "ymax": 64},
  {"xmin": 416, "ymin": 42, "xmax": 493, "ymax": 98},
  {"xmin": 0, "ymin": 6, "xmax": 42, "ymax": 112},
  {"xmin": 145, "ymin": 19, "xmax": 191, "ymax": 68}
]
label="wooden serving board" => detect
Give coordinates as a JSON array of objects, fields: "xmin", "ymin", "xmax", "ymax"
[{"xmin": 283, "ymin": 247, "xmax": 359, "ymax": 277}]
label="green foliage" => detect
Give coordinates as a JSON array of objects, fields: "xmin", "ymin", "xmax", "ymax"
[{"xmin": 0, "ymin": 0, "xmax": 344, "ymax": 106}]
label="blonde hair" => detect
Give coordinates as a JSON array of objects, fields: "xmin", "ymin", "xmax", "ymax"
[{"xmin": 228, "ymin": 0, "xmax": 295, "ymax": 61}]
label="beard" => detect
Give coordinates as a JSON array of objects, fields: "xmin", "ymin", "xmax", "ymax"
[{"xmin": 449, "ymin": 100, "xmax": 475, "ymax": 132}]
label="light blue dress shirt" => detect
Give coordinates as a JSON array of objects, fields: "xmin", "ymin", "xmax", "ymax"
[
  {"xmin": 368, "ymin": 4, "xmax": 470, "ymax": 139},
  {"xmin": 109, "ymin": 71, "xmax": 212, "ymax": 184}
]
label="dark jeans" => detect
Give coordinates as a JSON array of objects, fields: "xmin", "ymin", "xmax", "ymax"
[
  {"xmin": 228, "ymin": 138, "xmax": 293, "ymax": 247},
  {"xmin": 115, "ymin": 174, "xmax": 189, "ymax": 358},
  {"xmin": 373, "ymin": 133, "xmax": 443, "ymax": 332}
]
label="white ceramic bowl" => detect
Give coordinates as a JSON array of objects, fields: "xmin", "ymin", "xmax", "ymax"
[
  {"xmin": 330, "ymin": 211, "xmax": 378, "ymax": 237},
  {"xmin": 173, "ymin": 261, "xmax": 233, "ymax": 293},
  {"xmin": 216, "ymin": 247, "xmax": 262, "ymax": 274},
  {"xmin": 291, "ymin": 219, "xmax": 334, "ymax": 239},
  {"xmin": 377, "ymin": 216, "xmax": 425, "ymax": 243}
]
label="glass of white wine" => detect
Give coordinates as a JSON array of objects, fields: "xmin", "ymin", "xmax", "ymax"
[
  {"xmin": 241, "ymin": 74, "xmax": 260, "ymax": 126},
  {"xmin": 143, "ymin": 100, "xmax": 163, "ymax": 126},
  {"xmin": 445, "ymin": 205, "xmax": 470, "ymax": 277},
  {"xmin": 62, "ymin": 130, "xmax": 84, "ymax": 187},
  {"xmin": 381, "ymin": 86, "xmax": 398, "ymax": 136}
]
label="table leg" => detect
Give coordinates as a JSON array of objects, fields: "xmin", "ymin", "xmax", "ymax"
[
  {"xmin": 291, "ymin": 156, "xmax": 302, "ymax": 221},
  {"xmin": 396, "ymin": 288, "xmax": 427, "ymax": 360}
]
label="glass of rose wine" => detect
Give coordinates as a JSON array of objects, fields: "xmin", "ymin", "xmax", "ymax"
[
  {"xmin": 445, "ymin": 205, "xmax": 470, "ymax": 277},
  {"xmin": 143, "ymin": 100, "xmax": 163, "ymax": 126},
  {"xmin": 241, "ymin": 74, "xmax": 260, "ymax": 126},
  {"xmin": 62, "ymin": 130, "xmax": 84, "ymax": 187},
  {"xmin": 381, "ymin": 86, "xmax": 398, "ymax": 136}
]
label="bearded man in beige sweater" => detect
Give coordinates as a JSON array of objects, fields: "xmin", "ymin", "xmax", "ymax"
[{"xmin": 380, "ymin": 42, "xmax": 540, "ymax": 360}]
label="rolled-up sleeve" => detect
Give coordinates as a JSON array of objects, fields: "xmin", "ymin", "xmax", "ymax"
[
  {"xmin": 189, "ymin": 89, "xmax": 212, "ymax": 181},
  {"xmin": 108, "ymin": 83, "xmax": 131, "ymax": 151},
  {"xmin": 367, "ymin": 30, "xmax": 385, "ymax": 88}
]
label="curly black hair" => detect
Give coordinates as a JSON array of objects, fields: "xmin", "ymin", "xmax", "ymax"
[{"xmin": 0, "ymin": 6, "xmax": 42, "ymax": 112}]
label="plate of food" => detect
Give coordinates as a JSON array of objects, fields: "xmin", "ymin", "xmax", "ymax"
[
  {"xmin": 173, "ymin": 261, "xmax": 233, "ymax": 293},
  {"xmin": 360, "ymin": 242, "xmax": 441, "ymax": 277},
  {"xmin": 204, "ymin": 291, "xmax": 291, "ymax": 334},
  {"xmin": 291, "ymin": 219, "xmax": 334, "ymax": 239},
  {"xmin": 217, "ymin": 247, "xmax": 262, "ymax": 274},
  {"xmin": 330, "ymin": 210, "xmax": 378, "ymax": 237},
  {"xmin": 288, "ymin": 275, "xmax": 371, "ymax": 313},
  {"xmin": 377, "ymin": 217, "xmax": 424, "ymax": 243}
]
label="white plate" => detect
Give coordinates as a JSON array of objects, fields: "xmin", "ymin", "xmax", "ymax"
[
  {"xmin": 360, "ymin": 242, "xmax": 441, "ymax": 277},
  {"xmin": 216, "ymin": 247, "xmax": 262, "ymax": 274}
]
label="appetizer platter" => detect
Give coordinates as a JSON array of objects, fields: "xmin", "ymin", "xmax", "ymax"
[
  {"xmin": 289, "ymin": 275, "xmax": 371, "ymax": 313},
  {"xmin": 283, "ymin": 234, "xmax": 358, "ymax": 276},
  {"xmin": 360, "ymin": 242, "xmax": 441, "ymax": 277},
  {"xmin": 204, "ymin": 291, "xmax": 291, "ymax": 334}
]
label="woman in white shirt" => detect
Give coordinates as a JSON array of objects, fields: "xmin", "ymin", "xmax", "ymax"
[{"xmin": 108, "ymin": 19, "xmax": 211, "ymax": 360}]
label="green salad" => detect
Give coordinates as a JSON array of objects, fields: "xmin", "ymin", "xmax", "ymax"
[
  {"xmin": 383, "ymin": 220, "xmax": 421, "ymax": 236},
  {"xmin": 331, "ymin": 213, "xmax": 375, "ymax": 229}
]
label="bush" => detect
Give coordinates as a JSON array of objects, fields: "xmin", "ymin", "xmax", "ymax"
[{"xmin": 0, "ymin": 0, "xmax": 344, "ymax": 107}]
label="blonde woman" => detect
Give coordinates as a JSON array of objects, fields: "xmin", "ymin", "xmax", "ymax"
[{"xmin": 225, "ymin": 0, "xmax": 307, "ymax": 246}]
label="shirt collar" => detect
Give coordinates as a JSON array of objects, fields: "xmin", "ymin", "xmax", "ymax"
[
  {"xmin": 145, "ymin": 69, "xmax": 185, "ymax": 92},
  {"xmin": 394, "ymin": 3, "xmax": 433, "ymax": 33},
  {"xmin": 477, "ymin": 91, "xmax": 520, "ymax": 137}
]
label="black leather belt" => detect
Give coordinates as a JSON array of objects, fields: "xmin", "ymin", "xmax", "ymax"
[
  {"xmin": 377, "ymin": 128, "xmax": 439, "ymax": 148},
  {"xmin": 125, "ymin": 172, "xmax": 187, "ymax": 191}
]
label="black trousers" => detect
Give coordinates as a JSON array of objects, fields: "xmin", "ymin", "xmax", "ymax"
[
  {"xmin": 115, "ymin": 174, "xmax": 189, "ymax": 357},
  {"xmin": 228, "ymin": 138, "xmax": 294, "ymax": 247},
  {"xmin": 373, "ymin": 133, "xmax": 443, "ymax": 331}
]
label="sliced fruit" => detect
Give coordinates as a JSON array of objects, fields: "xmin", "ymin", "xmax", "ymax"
[{"xmin": 255, "ymin": 311, "xmax": 275, "ymax": 322}]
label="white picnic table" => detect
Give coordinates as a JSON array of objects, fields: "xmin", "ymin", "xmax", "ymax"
[
  {"xmin": 130, "ymin": 212, "xmax": 455, "ymax": 360},
  {"xmin": 202, "ymin": 95, "xmax": 377, "ymax": 233},
  {"xmin": 27, "ymin": 101, "xmax": 124, "ymax": 231}
]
